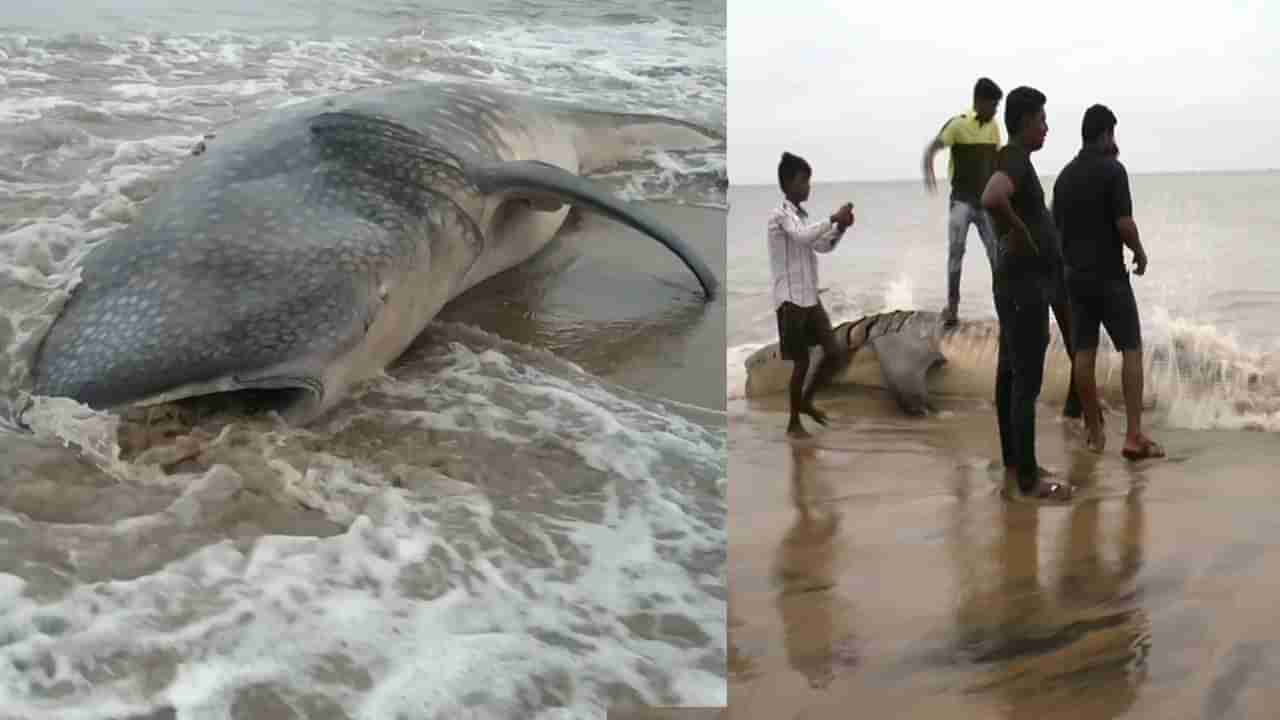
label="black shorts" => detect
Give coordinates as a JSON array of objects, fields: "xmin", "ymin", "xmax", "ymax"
[
  {"xmin": 776, "ymin": 301, "xmax": 835, "ymax": 361},
  {"xmin": 1049, "ymin": 266, "xmax": 1068, "ymax": 307},
  {"xmin": 1066, "ymin": 275, "xmax": 1142, "ymax": 352}
]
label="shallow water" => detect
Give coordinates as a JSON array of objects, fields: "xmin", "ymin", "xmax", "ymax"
[
  {"xmin": 0, "ymin": 1, "xmax": 727, "ymax": 716},
  {"xmin": 728, "ymin": 389, "xmax": 1280, "ymax": 719}
]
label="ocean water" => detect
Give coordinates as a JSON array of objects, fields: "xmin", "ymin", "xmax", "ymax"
[
  {"xmin": 727, "ymin": 174, "xmax": 1280, "ymax": 432},
  {"xmin": 0, "ymin": 1, "xmax": 727, "ymax": 718}
]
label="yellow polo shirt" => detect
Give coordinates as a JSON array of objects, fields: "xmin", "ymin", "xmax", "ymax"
[{"xmin": 938, "ymin": 110, "xmax": 1002, "ymax": 204}]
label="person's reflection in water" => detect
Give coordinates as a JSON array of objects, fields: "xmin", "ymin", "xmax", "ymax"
[
  {"xmin": 1058, "ymin": 455, "xmax": 1146, "ymax": 605},
  {"xmin": 988, "ymin": 496, "xmax": 1046, "ymax": 657},
  {"xmin": 1053, "ymin": 457, "xmax": 1151, "ymax": 696},
  {"xmin": 772, "ymin": 443, "xmax": 855, "ymax": 690},
  {"xmin": 945, "ymin": 447, "xmax": 1152, "ymax": 713},
  {"xmin": 982, "ymin": 452, "xmax": 1151, "ymax": 717}
]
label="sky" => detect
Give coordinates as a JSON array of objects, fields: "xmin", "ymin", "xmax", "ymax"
[{"xmin": 728, "ymin": 0, "xmax": 1280, "ymax": 185}]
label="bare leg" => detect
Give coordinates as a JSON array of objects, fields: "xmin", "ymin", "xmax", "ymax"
[
  {"xmin": 1110, "ymin": 281, "xmax": 1163, "ymax": 460},
  {"xmin": 799, "ymin": 306, "xmax": 843, "ymax": 424},
  {"xmin": 787, "ymin": 352, "xmax": 810, "ymax": 437},
  {"xmin": 801, "ymin": 341, "xmax": 843, "ymax": 425},
  {"xmin": 1121, "ymin": 348, "xmax": 1144, "ymax": 448},
  {"xmin": 1074, "ymin": 348, "xmax": 1105, "ymax": 452},
  {"xmin": 1051, "ymin": 297, "xmax": 1083, "ymax": 418}
]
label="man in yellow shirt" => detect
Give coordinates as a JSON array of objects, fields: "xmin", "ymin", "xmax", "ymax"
[
  {"xmin": 923, "ymin": 77, "xmax": 1003, "ymax": 328},
  {"xmin": 923, "ymin": 80, "xmax": 1086, "ymax": 422}
]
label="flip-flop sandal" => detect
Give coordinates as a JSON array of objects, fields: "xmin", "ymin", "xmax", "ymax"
[
  {"xmin": 1028, "ymin": 481, "xmax": 1075, "ymax": 502},
  {"xmin": 1002, "ymin": 480, "xmax": 1076, "ymax": 503},
  {"xmin": 1122, "ymin": 439, "xmax": 1166, "ymax": 461}
]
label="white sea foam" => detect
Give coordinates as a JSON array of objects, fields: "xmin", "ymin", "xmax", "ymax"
[
  {"xmin": 725, "ymin": 343, "xmax": 767, "ymax": 402},
  {"xmin": 726, "ymin": 295, "xmax": 1280, "ymax": 432},
  {"xmin": 6, "ymin": 324, "xmax": 725, "ymax": 716},
  {"xmin": 0, "ymin": 95, "xmax": 82, "ymax": 123}
]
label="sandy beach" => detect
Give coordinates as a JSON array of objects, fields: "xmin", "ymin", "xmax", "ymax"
[{"xmin": 728, "ymin": 382, "xmax": 1280, "ymax": 719}]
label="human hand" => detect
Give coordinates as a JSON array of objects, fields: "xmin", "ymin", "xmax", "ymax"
[
  {"xmin": 831, "ymin": 202, "xmax": 854, "ymax": 227},
  {"xmin": 923, "ymin": 166, "xmax": 937, "ymax": 193},
  {"xmin": 1132, "ymin": 249, "xmax": 1147, "ymax": 276},
  {"xmin": 1008, "ymin": 221, "xmax": 1038, "ymax": 256}
]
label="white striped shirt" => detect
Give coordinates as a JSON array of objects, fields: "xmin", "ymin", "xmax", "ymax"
[{"xmin": 768, "ymin": 198, "xmax": 844, "ymax": 308}]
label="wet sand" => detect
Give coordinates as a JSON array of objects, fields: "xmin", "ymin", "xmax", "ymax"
[
  {"xmin": 728, "ymin": 387, "xmax": 1280, "ymax": 719},
  {"xmin": 438, "ymin": 201, "xmax": 727, "ymax": 412}
]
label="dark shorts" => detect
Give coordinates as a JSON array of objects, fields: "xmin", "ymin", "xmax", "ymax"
[
  {"xmin": 1066, "ymin": 275, "xmax": 1142, "ymax": 352},
  {"xmin": 1050, "ymin": 266, "xmax": 1068, "ymax": 306},
  {"xmin": 776, "ymin": 301, "xmax": 835, "ymax": 361}
]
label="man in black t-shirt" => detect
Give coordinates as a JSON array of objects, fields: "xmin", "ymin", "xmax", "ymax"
[
  {"xmin": 1052, "ymin": 104, "xmax": 1164, "ymax": 462},
  {"xmin": 980, "ymin": 86, "xmax": 1074, "ymax": 502}
]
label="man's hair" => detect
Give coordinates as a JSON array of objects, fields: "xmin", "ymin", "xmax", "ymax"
[
  {"xmin": 1004, "ymin": 86, "xmax": 1046, "ymax": 137},
  {"xmin": 1082, "ymin": 104, "xmax": 1117, "ymax": 144},
  {"xmin": 974, "ymin": 77, "xmax": 1003, "ymax": 102},
  {"xmin": 777, "ymin": 151, "xmax": 811, "ymax": 190}
]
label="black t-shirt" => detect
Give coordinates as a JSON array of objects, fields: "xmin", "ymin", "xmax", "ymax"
[
  {"xmin": 991, "ymin": 142, "xmax": 1061, "ymax": 299},
  {"xmin": 1051, "ymin": 147, "xmax": 1134, "ymax": 282}
]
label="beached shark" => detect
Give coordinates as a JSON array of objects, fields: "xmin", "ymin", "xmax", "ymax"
[{"xmin": 30, "ymin": 81, "xmax": 721, "ymax": 425}]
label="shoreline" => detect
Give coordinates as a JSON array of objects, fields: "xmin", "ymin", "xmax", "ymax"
[{"xmin": 728, "ymin": 386, "xmax": 1280, "ymax": 719}]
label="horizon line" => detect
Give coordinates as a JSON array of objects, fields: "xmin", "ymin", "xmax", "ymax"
[{"xmin": 727, "ymin": 166, "xmax": 1280, "ymax": 188}]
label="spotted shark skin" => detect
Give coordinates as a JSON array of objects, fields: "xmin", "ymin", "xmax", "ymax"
[
  {"xmin": 744, "ymin": 310, "xmax": 948, "ymax": 415},
  {"xmin": 31, "ymin": 81, "xmax": 722, "ymax": 424}
]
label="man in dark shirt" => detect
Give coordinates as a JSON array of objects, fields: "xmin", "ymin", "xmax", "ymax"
[
  {"xmin": 1052, "ymin": 104, "xmax": 1164, "ymax": 461},
  {"xmin": 980, "ymin": 85, "xmax": 1074, "ymax": 502}
]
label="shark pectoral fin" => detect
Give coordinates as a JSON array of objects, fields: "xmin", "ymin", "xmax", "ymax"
[
  {"xmin": 869, "ymin": 332, "xmax": 947, "ymax": 416},
  {"xmin": 467, "ymin": 159, "xmax": 719, "ymax": 300}
]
